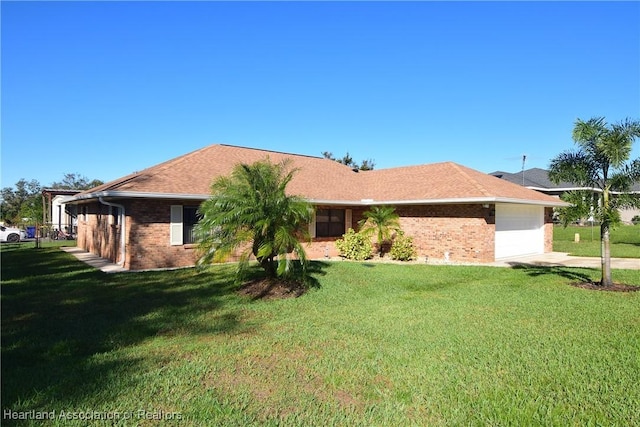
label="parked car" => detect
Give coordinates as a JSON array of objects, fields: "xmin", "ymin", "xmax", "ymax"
[{"xmin": 0, "ymin": 225, "xmax": 26, "ymax": 243}]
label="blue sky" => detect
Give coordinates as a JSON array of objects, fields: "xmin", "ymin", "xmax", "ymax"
[{"xmin": 2, "ymin": 1, "xmax": 639, "ymax": 188}]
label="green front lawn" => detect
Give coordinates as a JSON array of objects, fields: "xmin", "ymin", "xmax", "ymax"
[
  {"xmin": 2, "ymin": 244, "xmax": 639, "ymax": 426},
  {"xmin": 554, "ymin": 224, "xmax": 640, "ymax": 258}
]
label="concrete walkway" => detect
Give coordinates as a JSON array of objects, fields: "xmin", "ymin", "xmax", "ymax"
[
  {"xmin": 491, "ymin": 252, "xmax": 640, "ymax": 270},
  {"xmin": 61, "ymin": 247, "xmax": 126, "ymax": 273},
  {"xmin": 61, "ymin": 246, "xmax": 640, "ymax": 273}
]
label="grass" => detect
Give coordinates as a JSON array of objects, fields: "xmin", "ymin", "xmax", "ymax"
[
  {"xmin": 554, "ymin": 224, "xmax": 640, "ymax": 258},
  {"xmin": 2, "ymin": 243, "xmax": 640, "ymax": 426}
]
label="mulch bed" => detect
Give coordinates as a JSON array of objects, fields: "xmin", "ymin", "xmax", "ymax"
[
  {"xmin": 238, "ymin": 278, "xmax": 308, "ymax": 300},
  {"xmin": 570, "ymin": 282, "xmax": 640, "ymax": 292}
]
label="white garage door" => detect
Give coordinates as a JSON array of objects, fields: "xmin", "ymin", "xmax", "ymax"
[{"xmin": 495, "ymin": 204, "xmax": 544, "ymax": 259}]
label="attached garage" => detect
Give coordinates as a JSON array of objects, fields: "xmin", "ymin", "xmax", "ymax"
[{"xmin": 495, "ymin": 204, "xmax": 545, "ymax": 259}]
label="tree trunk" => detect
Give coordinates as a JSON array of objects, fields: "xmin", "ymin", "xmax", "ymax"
[
  {"xmin": 253, "ymin": 240, "xmax": 276, "ymax": 278},
  {"xmin": 600, "ymin": 222, "xmax": 612, "ymax": 287},
  {"xmin": 261, "ymin": 260, "xmax": 276, "ymax": 278},
  {"xmin": 599, "ymin": 188, "xmax": 613, "ymax": 287},
  {"xmin": 260, "ymin": 256, "xmax": 277, "ymax": 278}
]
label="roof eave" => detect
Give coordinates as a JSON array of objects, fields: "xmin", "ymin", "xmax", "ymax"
[
  {"xmin": 67, "ymin": 192, "xmax": 570, "ymax": 208},
  {"xmin": 528, "ymin": 186, "xmax": 599, "ymax": 192},
  {"xmin": 309, "ymin": 197, "xmax": 570, "ymax": 207},
  {"xmin": 66, "ymin": 191, "xmax": 210, "ymax": 203},
  {"xmin": 528, "ymin": 186, "xmax": 640, "ymax": 195}
]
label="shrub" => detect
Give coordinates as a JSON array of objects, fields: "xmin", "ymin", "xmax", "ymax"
[
  {"xmin": 390, "ymin": 231, "xmax": 417, "ymax": 261},
  {"xmin": 359, "ymin": 206, "xmax": 401, "ymax": 257},
  {"xmin": 335, "ymin": 228, "xmax": 373, "ymax": 261},
  {"xmin": 632, "ymin": 215, "xmax": 640, "ymax": 225}
]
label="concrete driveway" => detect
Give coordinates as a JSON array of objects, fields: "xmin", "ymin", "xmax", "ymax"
[{"xmin": 492, "ymin": 252, "xmax": 640, "ymax": 270}]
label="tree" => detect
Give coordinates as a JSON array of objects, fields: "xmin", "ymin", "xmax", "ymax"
[
  {"xmin": 322, "ymin": 151, "xmax": 376, "ymax": 171},
  {"xmin": 358, "ymin": 158, "xmax": 376, "ymax": 171},
  {"xmin": 195, "ymin": 158, "xmax": 313, "ymax": 281},
  {"xmin": 549, "ymin": 117, "xmax": 640, "ymax": 287},
  {"xmin": 358, "ymin": 205, "xmax": 401, "ymax": 257},
  {"xmin": 0, "ymin": 173, "xmax": 104, "ymax": 225},
  {"xmin": 50, "ymin": 173, "xmax": 103, "ymax": 190},
  {"xmin": 0, "ymin": 179, "xmax": 42, "ymax": 224}
]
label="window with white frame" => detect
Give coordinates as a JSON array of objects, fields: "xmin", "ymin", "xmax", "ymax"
[
  {"xmin": 170, "ymin": 205, "xmax": 201, "ymax": 245},
  {"xmin": 315, "ymin": 208, "xmax": 351, "ymax": 237},
  {"xmin": 183, "ymin": 206, "xmax": 199, "ymax": 244}
]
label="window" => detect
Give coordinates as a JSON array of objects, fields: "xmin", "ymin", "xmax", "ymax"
[
  {"xmin": 170, "ymin": 205, "xmax": 200, "ymax": 245},
  {"xmin": 183, "ymin": 206, "xmax": 200, "ymax": 244},
  {"xmin": 316, "ymin": 209, "xmax": 345, "ymax": 237}
]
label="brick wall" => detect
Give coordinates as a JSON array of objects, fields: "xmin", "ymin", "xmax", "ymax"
[
  {"xmin": 310, "ymin": 204, "xmax": 554, "ymax": 263},
  {"xmin": 125, "ymin": 200, "xmax": 356, "ymax": 269},
  {"xmin": 544, "ymin": 207, "xmax": 554, "ymax": 253},
  {"xmin": 77, "ymin": 202, "xmax": 123, "ymax": 264},
  {"xmin": 305, "ymin": 204, "xmax": 496, "ymax": 263},
  {"xmin": 305, "ymin": 238, "xmax": 340, "ymax": 259},
  {"xmin": 126, "ymin": 200, "xmax": 199, "ymax": 270},
  {"xmin": 395, "ymin": 204, "xmax": 496, "ymax": 263},
  {"xmin": 303, "ymin": 206, "xmax": 367, "ymax": 259},
  {"xmin": 76, "ymin": 200, "xmax": 198, "ymax": 270},
  {"xmin": 78, "ymin": 201, "xmax": 552, "ymax": 270}
]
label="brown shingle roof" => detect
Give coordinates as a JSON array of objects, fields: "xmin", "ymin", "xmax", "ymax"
[
  {"xmin": 74, "ymin": 144, "xmax": 566, "ymax": 206},
  {"xmin": 363, "ymin": 162, "xmax": 562, "ymax": 203},
  {"xmin": 79, "ymin": 145, "xmax": 363, "ymax": 200}
]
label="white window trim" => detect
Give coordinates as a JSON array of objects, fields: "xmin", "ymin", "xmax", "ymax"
[
  {"xmin": 310, "ymin": 208, "xmax": 352, "ymax": 238},
  {"xmin": 170, "ymin": 205, "xmax": 183, "ymax": 245},
  {"xmin": 308, "ymin": 211, "xmax": 317, "ymax": 238}
]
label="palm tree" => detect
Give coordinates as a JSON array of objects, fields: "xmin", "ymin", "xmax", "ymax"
[
  {"xmin": 195, "ymin": 158, "xmax": 313, "ymax": 281},
  {"xmin": 549, "ymin": 117, "xmax": 640, "ymax": 287},
  {"xmin": 358, "ymin": 205, "xmax": 401, "ymax": 257}
]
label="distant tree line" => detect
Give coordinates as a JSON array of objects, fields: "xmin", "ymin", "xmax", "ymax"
[
  {"xmin": 322, "ymin": 151, "xmax": 375, "ymax": 171},
  {"xmin": 0, "ymin": 173, "xmax": 103, "ymax": 225}
]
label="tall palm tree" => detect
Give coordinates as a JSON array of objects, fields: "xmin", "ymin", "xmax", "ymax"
[
  {"xmin": 195, "ymin": 158, "xmax": 313, "ymax": 280},
  {"xmin": 549, "ymin": 117, "xmax": 640, "ymax": 287},
  {"xmin": 358, "ymin": 205, "xmax": 401, "ymax": 257}
]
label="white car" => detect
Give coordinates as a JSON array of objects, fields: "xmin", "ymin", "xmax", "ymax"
[{"xmin": 0, "ymin": 225, "xmax": 26, "ymax": 243}]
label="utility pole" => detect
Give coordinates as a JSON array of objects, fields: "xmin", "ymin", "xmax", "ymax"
[{"xmin": 521, "ymin": 154, "xmax": 527, "ymax": 186}]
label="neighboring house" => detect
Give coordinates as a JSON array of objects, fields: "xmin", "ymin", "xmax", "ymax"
[
  {"xmin": 42, "ymin": 189, "xmax": 81, "ymax": 237},
  {"xmin": 66, "ymin": 144, "xmax": 568, "ymax": 271},
  {"xmin": 490, "ymin": 168, "xmax": 640, "ymax": 224}
]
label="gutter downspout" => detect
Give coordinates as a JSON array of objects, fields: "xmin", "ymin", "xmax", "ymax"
[{"xmin": 99, "ymin": 197, "xmax": 126, "ymax": 267}]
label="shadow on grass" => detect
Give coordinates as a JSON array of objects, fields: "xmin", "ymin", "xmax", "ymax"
[
  {"xmin": 0, "ymin": 245, "xmax": 279, "ymax": 418},
  {"xmin": 507, "ymin": 262, "xmax": 595, "ymax": 283},
  {"xmin": 307, "ymin": 260, "xmax": 329, "ymax": 287},
  {"xmin": 618, "ymin": 241, "xmax": 640, "ymax": 247}
]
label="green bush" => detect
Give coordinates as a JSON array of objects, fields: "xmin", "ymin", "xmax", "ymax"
[
  {"xmin": 632, "ymin": 215, "xmax": 640, "ymax": 225},
  {"xmin": 390, "ymin": 232, "xmax": 417, "ymax": 261},
  {"xmin": 335, "ymin": 228, "xmax": 373, "ymax": 261}
]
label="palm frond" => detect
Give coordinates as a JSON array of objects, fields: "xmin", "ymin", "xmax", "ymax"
[
  {"xmin": 195, "ymin": 157, "xmax": 312, "ymax": 280},
  {"xmin": 548, "ymin": 150, "xmax": 598, "ymax": 187}
]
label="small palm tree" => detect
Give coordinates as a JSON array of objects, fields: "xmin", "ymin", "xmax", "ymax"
[
  {"xmin": 195, "ymin": 158, "xmax": 313, "ymax": 281},
  {"xmin": 358, "ymin": 206, "xmax": 401, "ymax": 257},
  {"xmin": 549, "ymin": 117, "xmax": 640, "ymax": 287}
]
